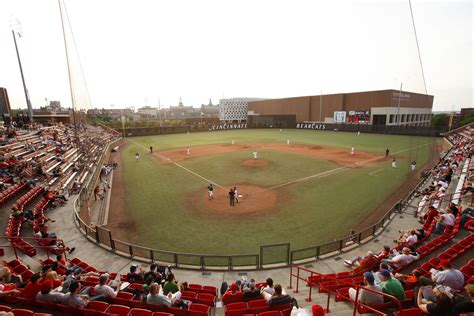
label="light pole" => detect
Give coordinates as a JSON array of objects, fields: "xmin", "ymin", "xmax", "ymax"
[
  {"xmin": 396, "ymin": 82, "xmax": 402, "ymax": 126},
  {"xmin": 319, "ymin": 90, "xmax": 323, "ymax": 122},
  {"xmin": 10, "ymin": 19, "xmax": 33, "ymax": 121}
]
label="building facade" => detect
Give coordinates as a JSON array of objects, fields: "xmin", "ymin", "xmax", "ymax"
[
  {"xmin": 248, "ymin": 90, "xmax": 433, "ymax": 126},
  {"xmin": 219, "ymin": 98, "xmax": 265, "ymax": 122},
  {"xmin": 0, "ymin": 88, "xmax": 12, "ymax": 120}
]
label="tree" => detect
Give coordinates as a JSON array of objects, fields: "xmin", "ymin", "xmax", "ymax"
[{"xmin": 431, "ymin": 113, "xmax": 449, "ymax": 127}]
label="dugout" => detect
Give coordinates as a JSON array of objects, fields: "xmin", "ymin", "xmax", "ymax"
[{"xmin": 247, "ymin": 114, "xmax": 296, "ymax": 128}]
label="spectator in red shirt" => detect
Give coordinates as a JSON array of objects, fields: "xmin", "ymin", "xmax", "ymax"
[
  {"xmin": 221, "ymin": 283, "xmax": 244, "ymax": 305},
  {"xmin": 21, "ymin": 274, "xmax": 42, "ymax": 300},
  {"xmin": 344, "ymin": 251, "xmax": 379, "ymax": 270}
]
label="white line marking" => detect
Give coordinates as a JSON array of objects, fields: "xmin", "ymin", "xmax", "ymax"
[
  {"xmin": 126, "ymin": 138, "xmax": 226, "ymax": 190},
  {"xmin": 260, "ymin": 141, "xmax": 434, "ymax": 192},
  {"xmin": 369, "ymin": 168, "xmax": 384, "ymax": 176}
]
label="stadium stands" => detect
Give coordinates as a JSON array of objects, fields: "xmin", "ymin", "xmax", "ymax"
[{"xmin": 0, "ymin": 122, "xmax": 472, "ymax": 315}]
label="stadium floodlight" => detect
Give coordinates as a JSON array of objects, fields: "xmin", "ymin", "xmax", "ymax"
[{"xmin": 10, "ymin": 16, "xmax": 34, "ymax": 121}]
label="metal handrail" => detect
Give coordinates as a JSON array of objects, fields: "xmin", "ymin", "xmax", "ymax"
[
  {"xmin": 1, "ymin": 235, "xmax": 68, "ymax": 261},
  {"xmin": 288, "ymin": 264, "xmax": 403, "ymax": 316}
]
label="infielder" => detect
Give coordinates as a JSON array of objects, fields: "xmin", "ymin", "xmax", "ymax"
[
  {"xmin": 351, "ymin": 146, "xmax": 355, "ymax": 155},
  {"xmin": 253, "ymin": 151, "xmax": 258, "ymax": 159},
  {"xmin": 411, "ymin": 160, "xmax": 417, "ymax": 171},
  {"xmin": 392, "ymin": 158, "xmax": 397, "ymax": 168},
  {"xmin": 187, "ymin": 148, "xmax": 191, "ymax": 155},
  {"xmin": 135, "ymin": 153, "xmax": 140, "ymax": 161},
  {"xmin": 207, "ymin": 184, "xmax": 214, "ymax": 200},
  {"xmin": 287, "ymin": 139, "xmax": 290, "ymax": 145}
]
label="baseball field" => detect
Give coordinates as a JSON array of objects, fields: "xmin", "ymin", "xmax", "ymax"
[{"xmin": 107, "ymin": 129, "xmax": 442, "ymax": 257}]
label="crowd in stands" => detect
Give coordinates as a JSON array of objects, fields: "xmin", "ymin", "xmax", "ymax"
[{"xmin": 331, "ymin": 127, "xmax": 474, "ymax": 315}]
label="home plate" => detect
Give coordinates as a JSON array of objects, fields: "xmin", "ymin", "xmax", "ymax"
[{"xmin": 238, "ymin": 195, "xmax": 243, "ymax": 198}]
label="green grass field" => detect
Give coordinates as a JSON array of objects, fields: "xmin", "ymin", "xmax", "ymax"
[{"xmin": 111, "ymin": 129, "xmax": 440, "ymax": 255}]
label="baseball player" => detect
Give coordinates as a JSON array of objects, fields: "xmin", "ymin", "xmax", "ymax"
[
  {"xmin": 228, "ymin": 188, "xmax": 236, "ymax": 206},
  {"xmin": 135, "ymin": 153, "xmax": 139, "ymax": 161},
  {"xmin": 253, "ymin": 151, "xmax": 258, "ymax": 159},
  {"xmin": 351, "ymin": 146, "xmax": 355, "ymax": 155},
  {"xmin": 287, "ymin": 139, "xmax": 290, "ymax": 145},
  {"xmin": 187, "ymin": 148, "xmax": 191, "ymax": 155},
  {"xmin": 234, "ymin": 186, "xmax": 239, "ymax": 203},
  {"xmin": 411, "ymin": 160, "xmax": 417, "ymax": 171},
  {"xmin": 392, "ymin": 158, "xmax": 397, "ymax": 168},
  {"xmin": 207, "ymin": 184, "xmax": 214, "ymax": 200}
]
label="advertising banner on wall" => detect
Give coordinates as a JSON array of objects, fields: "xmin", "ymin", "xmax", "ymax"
[
  {"xmin": 347, "ymin": 111, "xmax": 370, "ymax": 124},
  {"xmin": 333, "ymin": 111, "xmax": 347, "ymax": 123}
]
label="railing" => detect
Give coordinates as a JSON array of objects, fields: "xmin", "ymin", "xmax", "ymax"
[
  {"xmin": 288, "ymin": 264, "xmax": 403, "ymax": 316},
  {"xmin": 1, "ymin": 236, "xmax": 68, "ymax": 261},
  {"xmin": 70, "ymin": 132, "xmax": 461, "ymax": 270}
]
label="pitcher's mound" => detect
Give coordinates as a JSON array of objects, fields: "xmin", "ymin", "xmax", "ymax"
[
  {"xmin": 204, "ymin": 185, "xmax": 276, "ymax": 214},
  {"xmin": 242, "ymin": 159, "xmax": 269, "ymax": 167}
]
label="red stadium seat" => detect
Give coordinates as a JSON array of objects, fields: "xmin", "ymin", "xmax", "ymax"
[
  {"xmin": 106, "ymin": 304, "xmax": 131, "ymax": 316},
  {"xmin": 87, "ymin": 301, "xmax": 110, "ymax": 312},
  {"xmin": 0, "ymin": 305, "xmax": 11, "ymax": 312},
  {"xmin": 202, "ymin": 286, "xmax": 217, "ymax": 296},
  {"xmin": 189, "ymin": 303, "xmax": 211, "ymax": 316},
  {"xmin": 189, "ymin": 284, "xmax": 203, "ymax": 293},
  {"xmin": 129, "ymin": 308, "xmax": 153, "ymax": 316},
  {"xmin": 11, "ymin": 309, "xmax": 34, "ymax": 316},
  {"xmin": 398, "ymin": 308, "xmax": 423, "ymax": 316},
  {"xmin": 195, "ymin": 293, "xmax": 216, "ymax": 306},
  {"xmin": 152, "ymin": 313, "xmax": 174, "ymax": 316},
  {"xmin": 259, "ymin": 312, "xmax": 281, "ymax": 316},
  {"xmin": 248, "ymin": 299, "xmax": 270, "ymax": 314},
  {"xmin": 225, "ymin": 302, "xmax": 249, "ymax": 316},
  {"xmin": 112, "ymin": 291, "xmax": 134, "ymax": 305}
]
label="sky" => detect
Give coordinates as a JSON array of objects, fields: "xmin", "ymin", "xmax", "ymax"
[{"xmin": 0, "ymin": 0, "xmax": 472, "ymax": 111}]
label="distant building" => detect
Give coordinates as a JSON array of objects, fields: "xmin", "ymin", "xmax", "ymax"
[
  {"xmin": 219, "ymin": 98, "xmax": 265, "ymax": 122},
  {"xmin": 0, "ymin": 87, "xmax": 12, "ymax": 121},
  {"xmin": 137, "ymin": 106, "xmax": 158, "ymax": 117},
  {"xmin": 33, "ymin": 101, "xmax": 73, "ymax": 124},
  {"xmin": 87, "ymin": 108, "xmax": 135, "ymax": 120},
  {"xmin": 248, "ymin": 90, "xmax": 433, "ymax": 126},
  {"xmin": 200, "ymin": 99, "xmax": 219, "ymax": 117},
  {"xmin": 162, "ymin": 97, "xmax": 197, "ymax": 119}
]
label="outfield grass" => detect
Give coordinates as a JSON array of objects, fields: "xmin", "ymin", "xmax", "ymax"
[{"xmin": 113, "ymin": 129, "xmax": 439, "ymax": 255}]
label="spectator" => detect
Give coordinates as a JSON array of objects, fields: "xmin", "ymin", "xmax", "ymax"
[
  {"xmin": 144, "ymin": 263, "xmax": 161, "ymax": 283},
  {"xmin": 344, "ymin": 251, "xmax": 379, "ymax": 270},
  {"xmin": 395, "ymin": 269, "xmax": 433, "ymax": 290},
  {"xmin": 266, "ymin": 284, "xmax": 293, "ymax": 306},
  {"xmin": 434, "ymin": 209, "xmax": 455, "ymax": 234},
  {"xmin": 348, "ymin": 272, "xmax": 383, "ymax": 305},
  {"xmin": 147, "ymin": 283, "xmax": 172, "ymax": 307},
  {"xmin": 163, "ymin": 273, "xmax": 179, "ymax": 295},
  {"xmin": 262, "ymin": 277, "xmax": 274, "ymax": 295},
  {"xmin": 417, "ymin": 285, "xmax": 454, "ymax": 315},
  {"xmin": 431, "ymin": 260, "xmax": 465, "ymax": 291},
  {"xmin": 36, "ymin": 280, "xmax": 65, "ymax": 303},
  {"xmin": 94, "ymin": 274, "xmax": 120, "ymax": 298},
  {"xmin": 375, "ymin": 246, "xmax": 392, "ymax": 260},
  {"xmin": 21, "ymin": 274, "xmax": 42, "ymax": 300},
  {"xmin": 378, "ymin": 269, "xmax": 406, "ymax": 301},
  {"xmin": 127, "ymin": 264, "xmax": 144, "ymax": 283},
  {"xmin": 222, "ymin": 283, "xmax": 244, "ymax": 305},
  {"xmin": 460, "ymin": 207, "xmax": 474, "ymax": 228},
  {"xmin": 382, "ymin": 247, "xmax": 420, "ymax": 270},
  {"xmin": 63, "ymin": 281, "xmax": 88, "ymax": 308},
  {"xmin": 243, "ymin": 279, "xmax": 261, "ymax": 300},
  {"xmin": 453, "ymin": 283, "xmax": 474, "ymax": 315},
  {"xmin": 395, "ymin": 230, "xmax": 418, "ymax": 247}
]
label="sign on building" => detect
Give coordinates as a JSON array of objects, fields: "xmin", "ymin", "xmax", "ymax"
[{"xmin": 333, "ymin": 111, "xmax": 347, "ymax": 123}]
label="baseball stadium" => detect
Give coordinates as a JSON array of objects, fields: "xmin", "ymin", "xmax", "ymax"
[{"xmin": 0, "ymin": 0, "xmax": 473, "ymax": 315}]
